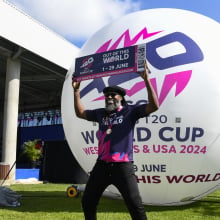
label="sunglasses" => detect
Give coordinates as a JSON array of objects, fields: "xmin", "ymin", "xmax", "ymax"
[{"xmin": 104, "ymin": 92, "xmax": 119, "ymax": 98}]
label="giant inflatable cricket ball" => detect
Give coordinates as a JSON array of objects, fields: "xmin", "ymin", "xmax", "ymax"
[{"xmin": 61, "ymin": 9, "xmax": 220, "ymax": 205}]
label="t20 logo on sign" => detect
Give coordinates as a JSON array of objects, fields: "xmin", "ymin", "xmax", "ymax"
[{"xmin": 62, "ymin": 8, "xmax": 220, "ymax": 205}]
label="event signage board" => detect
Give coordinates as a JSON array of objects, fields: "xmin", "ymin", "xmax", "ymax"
[{"xmin": 74, "ymin": 44, "xmax": 146, "ymax": 81}]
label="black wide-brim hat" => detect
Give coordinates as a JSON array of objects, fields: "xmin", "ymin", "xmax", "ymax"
[{"xmin": 103, "ymin": 85, "xmax": 126, "ymax": 96}]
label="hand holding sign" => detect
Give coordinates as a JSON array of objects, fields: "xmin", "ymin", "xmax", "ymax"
[{"xmin": 138, "ymin": 60, "xmax": 151, "ymax": 81}]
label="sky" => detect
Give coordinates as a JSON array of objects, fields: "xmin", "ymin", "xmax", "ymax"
[{"xmin": 6, "ymin": 0, "xmax": 220, "ymax": 48}]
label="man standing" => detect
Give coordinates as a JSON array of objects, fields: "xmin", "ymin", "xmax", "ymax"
[{"xmin": 72, "ymin": 61, "xmax": 159, "ymax": 220}]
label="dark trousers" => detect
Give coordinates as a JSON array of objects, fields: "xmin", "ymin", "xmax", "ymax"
[{"xmin": 81, "ymin": 160, "xmax": 147, "ymax": 220}]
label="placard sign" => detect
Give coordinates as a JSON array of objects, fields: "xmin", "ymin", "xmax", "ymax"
[{"xmin": 74, "ymin": 44, "xmax": 146, "ymax": 81}]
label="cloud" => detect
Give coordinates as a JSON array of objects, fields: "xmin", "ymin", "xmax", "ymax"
[{"xmin": 6, "ymin": 0, "xmax": 141, "ymax": 44}]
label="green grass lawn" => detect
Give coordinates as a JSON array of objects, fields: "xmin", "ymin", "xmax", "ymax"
[{"xmin": 0, "ymin": 183, "xmax": 219, "ymax": 220}]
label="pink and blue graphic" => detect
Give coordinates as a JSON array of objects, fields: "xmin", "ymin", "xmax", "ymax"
[{"xmin": 79, "ymin": 28, "xmax": 203, "ymax": 106}]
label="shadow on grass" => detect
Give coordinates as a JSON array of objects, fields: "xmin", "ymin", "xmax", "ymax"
[
  {"xmin": 147, "ymin": 196, "xmax": 220, "ymax": 218},
  {"xmin": 2, "ymin": 190, "xmax": 220, "ymax": 218},
  {"xmin": 192, "ymin": 196, "xmax": 220, "ymax": 218},
  {"xmin": 149, "ymin": 201, "xmax": 220, "ymax": 216}
]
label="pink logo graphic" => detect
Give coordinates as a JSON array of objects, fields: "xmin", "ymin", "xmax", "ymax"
[
  {"xmin": 80, "ymin": 57, "xmax": 94, "ymax": 69},
  {"xmin": 93, "ymin": 70, "xmax": 192, "ymax": 106},
  {"xmin": 96, "ymin": 28, "xmax": 162, "ymax": 53}
]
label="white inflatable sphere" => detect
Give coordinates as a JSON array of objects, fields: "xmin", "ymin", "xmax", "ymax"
[{"xmin": 61, "ymin": 8, "xmax": 220, "ymax": 205}]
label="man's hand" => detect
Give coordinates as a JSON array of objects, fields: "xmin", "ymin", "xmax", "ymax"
[
  {"xmin": 72, "ymin": 74, "xmax": 80, "ymax": 91},
  {"xmin": 138, "ymin": 60, "xmax": 150, "ymax": 81}
]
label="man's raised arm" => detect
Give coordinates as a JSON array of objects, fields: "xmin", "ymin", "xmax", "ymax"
[
  {"xmin": 72, "ymin": 79, "xmax": 87, "ymax": 119},
  {"xmin": 138, "ymin": 61, "xmax": 159, "ymax": 115}
]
